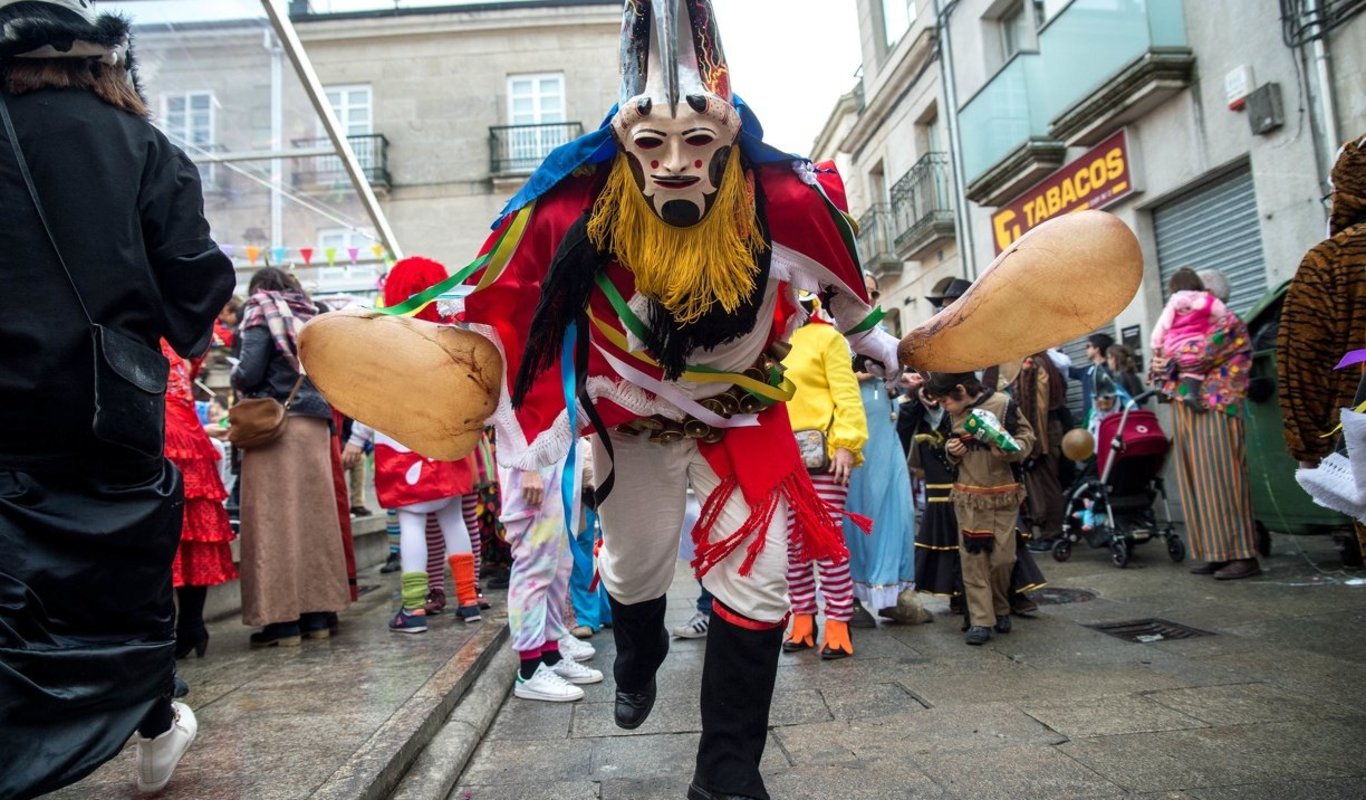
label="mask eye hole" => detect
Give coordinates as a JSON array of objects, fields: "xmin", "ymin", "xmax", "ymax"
[
  {"xmin": 684, "ymin": 134, "xmax": 714, "ymax": 147},
  {"xmin": 634, "ymin": 136, "xmax": 663, "ymax": 150}
]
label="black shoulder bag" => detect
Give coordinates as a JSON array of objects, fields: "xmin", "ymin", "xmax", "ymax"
[{"xmin": 1, "ymin": 94, "xmax": 168, "ymax": 458}]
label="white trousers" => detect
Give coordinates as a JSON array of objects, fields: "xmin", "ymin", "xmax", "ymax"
[{"xmin": 592, "ymin": 429, "xmax": 789, "ymax": 623}]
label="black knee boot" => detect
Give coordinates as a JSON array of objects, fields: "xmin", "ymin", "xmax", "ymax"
[
  {"xmin": 690, "ymin": 602, "xmax": 783, "ymax": 800},
  {"xmin": 174, "ymin": 585, "xmax": 209, "ymax": 659},
  {"xmin": 607, "ymin": 594, "xmax": 669, "ymax": 729}
]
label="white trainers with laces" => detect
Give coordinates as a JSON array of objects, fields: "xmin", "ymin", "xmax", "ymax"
[
  {"xmin": 672, "ymin": 611, "xmax": 710, "ymax": 639},
  {"xmin": 135, "ymin": 701, "xmax": 197, "ymax": 793},
  {"xmin": 514, "ymin": 663, "xmax": 585, "ymax": 702},
  {"xmin": 558, "ymin": 634, "xmax": 596, "ymax": 662},
  {"xmin": 551, "ymin": 656, "xmax": 604, "ymax": 685}
]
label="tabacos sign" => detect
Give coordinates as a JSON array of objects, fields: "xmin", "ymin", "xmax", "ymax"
[{"xmin": 991, "ymin": 129, "xmax": 1135, "ymax": 253}]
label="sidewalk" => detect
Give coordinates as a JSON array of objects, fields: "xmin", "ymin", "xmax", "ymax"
[
  {"xmin": 50, "ymin": 567, "xmax": 508, "ymax": 800},
  {"xmin": 451, "ymin": 532, "xmax": 1366, "ymax": 800}
]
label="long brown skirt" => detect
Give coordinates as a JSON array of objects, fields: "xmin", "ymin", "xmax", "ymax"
[
  {"xmin": 1171, "ymin": 404, "xmax": 1259, "ymax": 562},
  {"xmin": 239, "ymin": 416, "xmax": 350, "ymax": 627}
]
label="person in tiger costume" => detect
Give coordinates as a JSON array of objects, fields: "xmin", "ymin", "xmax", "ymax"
[{"xmin": 1277, "ymin": 133, "xmax": 1366, "ymax": 566}]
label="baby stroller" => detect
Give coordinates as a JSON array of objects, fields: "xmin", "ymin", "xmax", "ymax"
[{"xmin": 1053, "ymin": 390, "xmax": 1185, "ymax": 568}]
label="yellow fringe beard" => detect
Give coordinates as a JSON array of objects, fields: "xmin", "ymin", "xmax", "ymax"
[{"xmin": 587, "ymin": 152, "xmax": 767, "ymax": 326}]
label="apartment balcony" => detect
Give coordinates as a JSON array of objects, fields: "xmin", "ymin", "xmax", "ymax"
[
  {"xmin": 961, "ymin": 0, "xmax": 1192, "ymax": 206},
  {"xmin": 291, "ymin": 134, "xmax": 391, "ymax": 193},
  {"xmin": 890, "ymin": 153, "xmax": 956, "ymax": 262},
  {"xmin": 856, "ymin": 205, "xmax": 902, "ymax": 279},
  {"xmin": 489, "ymin": 122, "xmax": 584, "ymax": 176}
]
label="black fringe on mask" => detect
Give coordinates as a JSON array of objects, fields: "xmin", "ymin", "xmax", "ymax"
[{"xmin": 511, "ymin": 210, "xmax": 607, "ymax": 409}]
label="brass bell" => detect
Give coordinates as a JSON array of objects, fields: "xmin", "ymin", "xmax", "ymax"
[
  {"xmin": 651, "ymin": 428, "xmax": 685, "ymax": 444},
  {"xmin": 738, "ymin": 392, "xmax": 765, "ymax": 414},
  {"xmin": 683, "ymin": 419, "xmax": 712, "ymax": 439}
]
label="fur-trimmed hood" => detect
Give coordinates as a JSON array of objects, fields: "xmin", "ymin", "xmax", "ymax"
[
  {"xmin": 0, "ymin": 1, "xmax": 131, "ymax": 65},
  {"xmin": 1330, "ymin": 134, "xmax": 1366, "ymax": 237}
]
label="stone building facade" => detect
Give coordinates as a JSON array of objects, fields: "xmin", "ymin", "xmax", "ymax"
[
  {"xmin": 134, "ymin": 1, "xmax": 619, "ymax": 295},
  {"xmin": 825, "ymin": 0, "xmax": 1366, "ymax": 363}
]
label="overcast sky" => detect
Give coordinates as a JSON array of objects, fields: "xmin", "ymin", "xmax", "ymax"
[{"xmin": 110, "ymin": 0, "xmax": 863, "ymax": 153}]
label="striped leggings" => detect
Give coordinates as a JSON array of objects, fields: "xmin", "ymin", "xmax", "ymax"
[
  {"xmin": 786, "ymin": 472, "xmax": 854, "ymax": 622},
  {"xmin": 425, "ymin": 493, "xmax": 482, "ymax": 595}
]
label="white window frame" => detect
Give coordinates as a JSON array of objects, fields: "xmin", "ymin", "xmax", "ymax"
[
  {"xmin": 315, "ymin": 85, "xmax": 373, "ymax": 179},
  {"xmin": 504, "ymin": 73, "xmax": 568, "ymax": 171},
  {"xmin": 1000, "ymin": 1, "xmax": 1030, "ymax": 61},
  {"xmin": 161, "ymin": 90, "xmax": 215, "ymax": 184},
  {"xmin": 882, "ymin": 0, "xmax": 915, "ymax": 49}
]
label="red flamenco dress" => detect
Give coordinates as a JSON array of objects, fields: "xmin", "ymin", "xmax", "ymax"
[{"xmin": 162, "ymin": 340, "xmax": 236, "ymax": 658}]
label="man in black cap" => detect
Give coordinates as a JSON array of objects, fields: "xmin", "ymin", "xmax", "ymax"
[{"xmin": 925, "ymin": 276, "xmax": 973, "ymax": 311}]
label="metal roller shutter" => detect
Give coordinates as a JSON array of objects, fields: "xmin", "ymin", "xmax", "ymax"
[{"xmin": 1154, "ymin": 166, "xmax": 1267, "ymax": 317}]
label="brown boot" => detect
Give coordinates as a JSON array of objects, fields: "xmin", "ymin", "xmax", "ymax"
[
  {"xmin": 1214, "ymin": 559, "xmax": 1261, "ymax": 580},
  {"xmin": 782, "ymin": 614, "xmax": 817, "ymax": 652},
  {"xmin": 819, "ymin": 619, "xmax": 853, "ymax": 660}
]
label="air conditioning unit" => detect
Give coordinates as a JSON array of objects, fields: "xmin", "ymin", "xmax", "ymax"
[{"xmin": 1246, "ymin": 83, "xmax": 1284, "ymax": 136}]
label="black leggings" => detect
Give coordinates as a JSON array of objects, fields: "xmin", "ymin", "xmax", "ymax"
[
  {"xmin": 176, "ymin": 585, "xmax": 208, "ymax": 635},
  {"xmin": 137, "ymin": 696, "xmax": 174, "ymax": 739}
]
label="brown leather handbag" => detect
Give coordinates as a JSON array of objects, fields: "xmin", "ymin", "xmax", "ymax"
[{"xmin": 228, "ymin": 375, "xmax": 305, "ymax": 450}]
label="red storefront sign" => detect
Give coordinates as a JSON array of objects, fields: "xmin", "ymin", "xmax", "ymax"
[{"xmin": 991, "ymin": 129, "xmax": 1135, "ymax": 254}]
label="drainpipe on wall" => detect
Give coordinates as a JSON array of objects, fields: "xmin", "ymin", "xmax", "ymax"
[
  {"xmin": 932, "ymin": 0, "xmax": 977, "ymax": 279},
  {"xmin": 1305, "ymin": 0, "xmax": 1341, "ymax": 188}
]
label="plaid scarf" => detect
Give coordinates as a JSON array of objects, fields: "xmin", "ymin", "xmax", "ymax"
[{"xmin": 240, "ymin": 290, "xmax": 316, "ymax": 372}]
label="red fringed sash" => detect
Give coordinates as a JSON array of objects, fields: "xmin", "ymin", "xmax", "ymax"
[{"xmin": 690, "ymin": 405, "xmax": 871, "ymax": 578}]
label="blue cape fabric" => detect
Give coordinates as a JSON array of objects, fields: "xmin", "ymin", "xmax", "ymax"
[{"xmin": 494, "ymin": 95, "xmax": 801, "ymax": 227}]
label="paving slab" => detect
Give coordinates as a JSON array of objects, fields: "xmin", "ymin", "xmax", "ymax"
[
  {"xmin": 911, "ymin": 742, "xmax": 1125, "ymax": 799},
  {"xmin": 49, "ymin": 569, "xmax": 507, "ymax": 800},
  {"xmin": 1143, "ymin": 682, "xmax": 1362, "ymax": 726},
  {"xmin": 1020, "ymin": 693, "xmax": 1208, "ymax": 737}
]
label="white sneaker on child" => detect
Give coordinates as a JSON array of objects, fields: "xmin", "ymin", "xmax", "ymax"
[
  {"xmin": 551, "ymin": 657, "xmax": 604, "ymax": 685},
  {"xmin": 672, "ymin": 611, "xmax": 710, "ymax": 639},
  {"xmin": 514, "ymin": 663, "xmax": 585, "ymax": 702},
  {"xmin": 135, "ymin": 702, "xmax": 197, "ymax": 793},
  {"xmin": 558, "ymin": 634, "xmax": 596, "ymax": 662}
]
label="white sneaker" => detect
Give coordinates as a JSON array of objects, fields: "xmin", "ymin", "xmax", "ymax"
[
  {"xmin": 135, "ymin": 701, "xmax": 197, "ymax": 793},
  {"xmin": 558, "ymin": 634, "xmax": 596, "ymax": 662},
  {"xmin": 514, "ymin": 663, "xmax": 585, "ymax": 702},
  {"xmin": 672, "ymin": 611, "xmax": 710, "ymax": 639},
  {"xmin": 551, "ymin": 656, "xmax": 604, "ymax": 685}
]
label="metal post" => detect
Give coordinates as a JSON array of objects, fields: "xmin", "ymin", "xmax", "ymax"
[
  {"xmin": 268, "ymin": 29, "xmax": 284, "ymax": 249},
  {"xmin": 1305, "ymin": 0, "xmax": 1341, "ymax": 190},
  {"xmin": 932, "ymin": 0, "xmax": 976, "ymax": 279},
  {"xmin": 259, "ymin": 0, "xmax": 404, "ymax": 260}
]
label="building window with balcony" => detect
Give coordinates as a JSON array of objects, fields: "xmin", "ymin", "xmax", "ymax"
[
  {"xmin": 294, "ymin": 85, "xmax": 390, "ymax": 191},
  {"xmin": 161, "ymin": 91, "xmax": 215, "ymax": 183},
  {"xmin": 881, "ymin": 0, "xmax": 915, "ymax": 49},
  {"xmin": 491, "ymin": 73, "xmax": 581, "ymax": 175},
  {"xmin": 1000, "ymin": 1, "xmax": 1030, "ymax": 61}
]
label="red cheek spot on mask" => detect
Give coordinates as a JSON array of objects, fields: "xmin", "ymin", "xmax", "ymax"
[
  {"xmin": 695, "ymin": 160, "xmax": 703, "ymax": 168},
  {"xmin": 651, "ymin": 160, "xmax": 659, "ymax": 169}
]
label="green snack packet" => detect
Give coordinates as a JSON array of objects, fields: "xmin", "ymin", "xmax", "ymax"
[{"xmin": 964, "ymin": 409, "xmax": 1022, "ymax": 453}]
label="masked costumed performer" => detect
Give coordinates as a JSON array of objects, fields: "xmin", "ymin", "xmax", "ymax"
[{"xmin": 454, "ymin": 4, "xmax": 897, "ymax": 797}]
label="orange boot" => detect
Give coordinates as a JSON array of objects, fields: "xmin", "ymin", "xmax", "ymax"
[
  {"xmin": 448, "ymin": 553, "xmax": 482, "ymax": 623},
  {"xmin": 820, "ymin": 619, "xmax": 853, "ymax": 660},
  {"xmin": 782, "ymin": 614, "xmax": 817, "ymax": 652}
]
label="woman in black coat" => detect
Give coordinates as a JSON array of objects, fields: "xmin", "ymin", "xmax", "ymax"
[{"xmin": 0, "ymin": 4, "xmax": 234, "ymax": 797}]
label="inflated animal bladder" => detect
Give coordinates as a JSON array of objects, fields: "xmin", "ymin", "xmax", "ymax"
[
  {"xmin": 298, "ymin": 308, "xmax": 503, "ymax": 460},
  {"xmin": 899, "ymin": 210, "xmax": 1142, "ymax": 371}
]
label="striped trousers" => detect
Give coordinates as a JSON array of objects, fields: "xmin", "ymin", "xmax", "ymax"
[
  {"xmin": 786, "ymin": 472, "xmax": 854, "ymax": 622},
  {"xmin": 425, "ymin": 493, "xmax": 482, "ymax": 595},
  {"xmin": 1171, "ymin": 404, "xmax": 1259, "ymax": 561}
]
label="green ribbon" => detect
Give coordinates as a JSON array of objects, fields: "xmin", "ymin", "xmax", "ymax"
[
  {"xmin": 843, "ymin": 306, "xmax": 887, "ymax": 336},
  {"xmin": 375, "ymin": 253, "xmax": 490, "ymax": 316}
]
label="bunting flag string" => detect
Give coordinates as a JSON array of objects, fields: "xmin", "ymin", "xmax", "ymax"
[{"xmin": 217, "ymin": 242, "xmax": 395, "ymax": 268}]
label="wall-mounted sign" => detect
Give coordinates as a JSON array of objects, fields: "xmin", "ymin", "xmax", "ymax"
[{"xmin": 991, "ymin": 129, "xmax": 1135, "ymax": 254}]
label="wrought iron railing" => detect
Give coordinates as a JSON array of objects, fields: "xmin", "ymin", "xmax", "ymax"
[
  {"xmin": 291, "ymin": 133, "xmax": 391, "ymax": 191},
  {"xmin": 489, "ymin": 122, "xmax": 583, "ymax": 174},
  {"xmin": 856, "ymin": 204, "xmax": 898, "ymax": 269},
  {"xmin": 890, "ymin": 152, "xmax": 954, "ymax": 253}
]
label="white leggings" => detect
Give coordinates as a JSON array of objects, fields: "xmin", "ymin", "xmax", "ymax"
[{"xmin": 398, "ymin": 497, "xmax": 472, "ymax": 574}]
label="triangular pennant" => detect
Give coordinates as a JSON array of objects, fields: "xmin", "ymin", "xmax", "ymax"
[
  {"xmin": 347, "ymin": 246, "xmax": 360, "ymax": 265},
  {"xmin": 300, "ymin": 247, "xmax": 315, "ymax": 266},
  {"xmin": 371, "ymin": 244, "xmax": 386, "ymax": 261},
  {"xmin": 271, "ymin": 246, "xmax": 288, "ymax": 265},
  {"xmin": 245, "ymin": 246, "xmax": 261, "ymax": 266},
  {"xmin": 325, "ymin": 246, "xmax": 337, "ymax": 266}
]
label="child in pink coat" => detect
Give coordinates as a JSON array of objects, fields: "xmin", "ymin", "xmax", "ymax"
[{"xmin": 1150, "ymin": 268, "xmax": 1230, "ymax": 410}]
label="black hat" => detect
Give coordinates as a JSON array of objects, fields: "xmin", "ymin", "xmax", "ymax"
[{"xmin": 926, "ymin": 277, "xmax": 971, "ymax": 308}]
